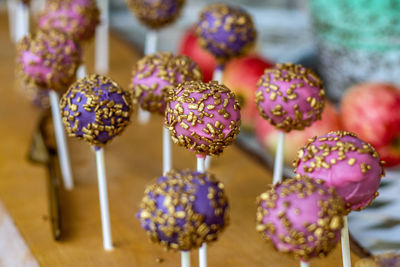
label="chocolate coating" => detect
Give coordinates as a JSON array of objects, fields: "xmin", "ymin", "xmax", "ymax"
[
  {"xmin": 294, "ymin": 131, "xmax": 385, "ymax": 212},
  {"xmin": 165, "ymin": 80, "xmax": 241, "ymax": 156},
  {"xmin": 130, "ymin": 52, "xmax": 202, "ymax": 114},
  {"xmin": 60, "ymin": 74, "xmax": 133, "ymax": 147},
  {"xmin": 127, "ymin": 0, "xmax": 185, "ymax": 29},
  {"xmin": 16, "ymin": 29, "xmax": 81, "ymax": 93},
  {"xmin": 255, "ymin": 63, "xmax": 325, "ymax": 132},
  {"xmin": 195, "ymin": 3, "xmax": 256, "ymax": 63},
  {"xmin": 138, "ymin": 169, "xmax": 229, "ymax": 251},
  {"xmin": 39, "ymin": 0, "xmax": 100, "ymax": 42},
  {"xmin": 256, "ymin": 176, "xmax": 345, "ymax": 260}
]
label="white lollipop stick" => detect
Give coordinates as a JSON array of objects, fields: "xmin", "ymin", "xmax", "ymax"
[
  {"xmin": 163, "ymin": 126, "xmax": 172, "ymax": 175},
  {"xmin": 77, "ymin": 64, "xmax": 87, "ymax": 79},
  {"xmin": 7, "ymin": 0, "xmax": 16, "ymax": 42},
  {"xmin": 181, "ymin": 251, "xmax": 190, "ymax": 267},
  {"xmin": 272, "ymin": 131, "xmax": 285, "ymax": 184},
  {"xmin": 196, "ymin": 155, "xmax": 207, "ymax": 267},
  {"xmin": 15, "ymin": 1, "xmax": 29, "ymax": 42},
  {"xmin": 300, "ymin": 261, "xmax": 310, "ymax": 267},
  {"xmin": 49, "ymin": 90, "xmax": 74, "ymax": 190},
  {"xmin": 341, "ymin": 216, "xmax": 351, "ymax": 267},
  {"xmin": 95, "ymin": 0, "xmax": 109, "ymax": 74},
  {"xmin": 138, "ymin": 30, "xmax": 158, "ymax": 124},
  {"xmin": 95, "ymin": 147, "xmax": 113, "ymax": 251}
]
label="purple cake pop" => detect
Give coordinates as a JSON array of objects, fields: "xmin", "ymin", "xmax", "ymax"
[
  {"xmin": 60, "ymin": 74, "xmax": 134, "ymax": 147},
  {"xmin": 130, "ymin": 52, "xmax": 202, "ymax": 114},
  {"xmin": 255, "ymin": 63, "xmax": 325, "ymax": 132},
  {"xmin": 195, "ymin": 3, "xmax": 256, "ymax": 63},
  {"xmin": 294, "ymin": 131, "xmax": 385, "ymax": 212},
  {"xmin": 38, "ymin": 0, "xmax": 100, "ymax": 42},
  {"xmin": 138, "ymin": 169, "xmax": 229, "ymax": 251},
  {"xmin": 165, "ymin": 80, "xmax": 241, "ymax": 156},
  {"xmin": 256, "ymin": 176, "xmax": 345, "ymax": 260},
  {"xmin": 127, "ymin": 0, "xmax": 185, "ymax": 29},
  {"xmin": 16, "ymin": 29, "xmax": 82, "ymax": 93}
]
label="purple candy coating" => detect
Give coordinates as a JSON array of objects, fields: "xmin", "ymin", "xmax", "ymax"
[
  {"xmin": 127, "ymin": 0, "xmax": 185, "ymax": 29},
  {"xmin": 16, "ymin": 29, "xmax": 82, "ymax": 93},
  {"xmin": 131, "ymin": 52, "xmax": 202, "ymax": 114},
  {"xmin": 255, "ymin": 63, "xmax": 325, "ymax": 133},
  {"xmin": 138, "ymin": 169, "xmax": 229, "ymax": 251},
  {"xmin": 60, "ymin": 74, "xmax": 133, "ymax": 147},
  {"xmin": 165, "ymin": 80, "xmax": 241, "ymax": 156},
  {"xmin": 256, "ymin": 176, "xmax": 345, "ymax": 260},
  {"xmin": 38, "ymin": 0, "xmax": 100, "ymax": 42},
  {"xmin": 195, "ymin": 3, "xmax": 256, "ymax": 63},
  {"xmin": 294, "ymin": 131, "xmax": 385, "ymax": 212}
]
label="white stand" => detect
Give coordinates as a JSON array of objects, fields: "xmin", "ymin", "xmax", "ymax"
[
  {"xmin": 300, "ymin": 261, "xmax": 310, "ymax": 267},
  {"xmin": 95, "ymin": 148, "xmax": 113, "ymax": 251},
  {"xmin": 7, "ymin": 0, "xmax": 16, "ymax": 42},
  {"xmin": 341, "ymin": 216, "xmax": 351, "ymax": 267},
  {"xmin": 49, "ymin": 90, "xmax": 74, "ymax": 190},
  {"xmin": 95, "ymin": 0, "xmax": 109, "ymax": 74},
  {"xmin": 181, "ymin": 251, "xmax": 190, "ymax": 267},
  {"xmin": 272, "ymin": 131, "xmax": 285, "ymax": 184},
  {"xmin": 196, "ymin": 155, "xmax": 207, "ymax": 267},
  {"xmin": 77, "ymin": 65, "xmax": 86, "ymax": 80},
  {"xmin": 163, "ymin": 126, "xmax": 172, "ymax": 175},
  {"xmin": 15, "ymin": 1, "xmax": 29, "ymax": 42}
]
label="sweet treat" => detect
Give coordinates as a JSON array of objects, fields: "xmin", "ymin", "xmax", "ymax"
[
  {"xmin": 60, "ymin": 74, "xmax": 133, "ymax": 147},
  {"xmin": 256, "ymin": 176, "xmax": 345, "ymax": 260},
  {"xmin": 165, "ymin": 80, "xmax": 241, "ymax": 156},
  {"xmin": 16, "ymin": 29, "xmax": 81, "ymax": 92},
  {"xmin": 127, "ymin": 0, "xmax": 185, "ymax": 29},
  {"xmin": 38, "ymin": 0, "xmax": 100, "ymax": 42},
  {"xmin": 294, "ymin": 131, "xmax": 385, "ymax": 212},
  {"xmin": 130, "ymin": 52, "xmax": 202, "ymax": 114},
  {"xmin": 195, "ymin": 3, "xmax": 256, "ymax": 63},
  {"xmin": 138, "ymin": 169, "xmax": 229, "ymax": 251},
  {"xmin": 255, "ymin": 63, "xmax": 325, "ymax": 132}
]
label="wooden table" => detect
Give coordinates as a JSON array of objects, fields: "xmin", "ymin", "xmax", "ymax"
[{"xmin": 0, "ymin": 12, "xmax": 358, "ymax": 266}]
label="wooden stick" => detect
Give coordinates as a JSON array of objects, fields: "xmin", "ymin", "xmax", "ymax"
[
  {"xmin": 15, "ymin": 1, "xmax": 29, "ymax": 42},
  {"xmin": 272, "ymin": 131, "xmax": 285, "ymax": 184},
  {"xmin": 300, "ymin": 260, "xmax": 310, "ymax": 267},
  {"xmin": 95, "ymin": 147, "xmax": 113, "ymax": 251},
  {"xmin": 7, "ymin": 0, "xmax": 16, "ymax": 42},
  {"xmin": 196, "ymin": 154, "xmax": 206, "ymax": 267},
  {"xmin": 181, "ymin": 251, "xmax": 190, "ymax": 267},
  {"xmin": 162, "ymin": 126, "xmax": 171, "ymax": 175},
  {"xmin": 95, "ymin": 0, "xmax": 109, "ymax": 74},
  {"xmin": 49, "ymin": 90, "xmax": 74, "ymax": 190},
  {"xmin": 341, "ymin": 216, "xmax": 351, "ymax": 267},
  {"xmin": 77, "ymin": 64, "xmax": 86, "ymax": 80}
]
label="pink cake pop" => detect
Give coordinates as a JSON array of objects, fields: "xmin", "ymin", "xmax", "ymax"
[
  {"xmin": 294, "ymin": 131, "xmax": 385, "ymax": 212},
  {"xmin": 16, "ymin": 29, "xmax": 82, "ymax": 92},
  {"xmin": 256, "ymin": 176, "xmax": 345, "ymax": 260},
  {"xmin": 165, "ymin": 80, "xmax": 241, "ymax": 156},
  {"xmin": 255, "ymin": 63, "xmax": 325, "ymax": 132},
  {"xmin": 38, "ymin": 0, "xmax": 100, "ymax": 42},
  {"xmin": 130, "ymin": 52, "xmax": 202, "ymax": 114}
]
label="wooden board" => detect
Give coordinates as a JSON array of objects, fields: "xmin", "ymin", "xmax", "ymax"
[{"xmin": 0, "ymin": 12, "xmax": 358, "ymax": 266}]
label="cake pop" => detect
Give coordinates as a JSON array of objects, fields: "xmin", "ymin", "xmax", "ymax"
[
  {"xmin": 138, "ymin": 169, "xmax": 229, "ymax": 251},
  {"xmin": 16, "ymin": 29, "xmax": 82, "ymax": 92},
  {"xmin": 294, "ymin": 131, "xmax": 385, "ymax": 212},
  {"xmin": 256, "ymin": 176, "xmax": 345, "ymax": 260},
  {"xmin": 131, "ymin": 52, "xmax": 202, "ymax": 114},
  {"xmin": 60, "ymin": 74, "xmax": 133, "ymax": 147},
  {"xmin": 165, "ymin": 80, "xmax": 241, "ymax": 156},
  {"xmin": 255, "ymin": 63, "xmax": 325, "ymax": 133},
  {"xmin": 38, "ymin": 0, "xmax": 100, "ymax": 42},
  {"xmin": 127, "ymin": 0, "xmax": 185, "ymax": 29},
  {"xmin": 195, "ymin": 3, "xmax": 256, "ymax": 64}
]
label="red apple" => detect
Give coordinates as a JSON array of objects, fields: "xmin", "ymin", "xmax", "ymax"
[
  {"xmin": 341, "ymin": 82, "xmax": 400, "ymax": 166},
  {"xmin": 256, "ymin": 101, "xmax": 342, "ymax": 166},
  {"xmin": 178, "ymin": 27, "xmax": 216, "ymax": 82},
  {"xmin": 223, "ymin": 55, "xmax": 274, "ymax": 131}
]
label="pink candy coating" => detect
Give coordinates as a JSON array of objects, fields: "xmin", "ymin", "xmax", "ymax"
[
  {"xmin": 165, "ymin": 81, "xmax": 241, "ymax": 156},
  {"xmin": 16, "ymin": 30, "xmax": 82, "ymax": 92},
  {"xmin": 38, "ymin": 0, "xmax": 100, "ymax": 42},
  {"xmin": 256, "ymin": 176, "xmax": 345, "ymax": 260},
  {"xmin": 131, "ymin": 52, "xmax": 202, "ymax": 114},
  {"xmin": 294, "ymin": 131, "xmax": 385, "ymax": 212},
  {"xmin": 255, "ymin": 63, "xmax": 325, "ymax": 132}
]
